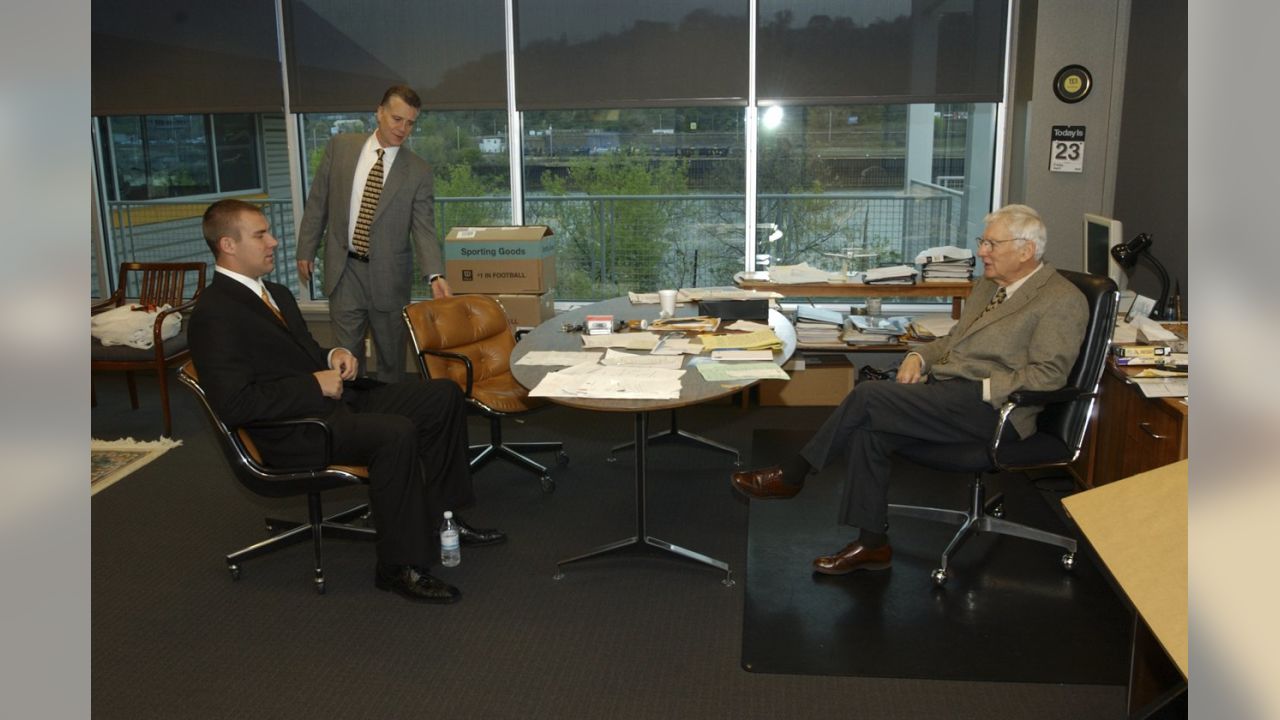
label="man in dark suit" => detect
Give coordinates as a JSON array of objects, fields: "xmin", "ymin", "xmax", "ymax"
[
  {"xmin": 190, "ymin": 199, "xmax": 504, "ymax": 604},
  {"xmin": 296, "ymin": 85, "xmax": 448, "ymax": 381},
  {"xmin": 731, "ymin": 204, "xmax": 1089, "ymax": 575}
]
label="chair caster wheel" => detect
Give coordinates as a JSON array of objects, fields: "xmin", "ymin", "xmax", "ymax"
[
  {"xmin": 931, "ymin": 568, "xmax": 948, "ymax": 586},
  {"xmin": 315, "ymin": 580, "xmax": 326, "ymax": 594},
  {"xmin": 1061, "ymin": 552, "xmax": 1076, "ymax": 571},
  {"xmin": 228, "ymin": 564, "xmax": 241, "ymax": 581},
  {"xmin": 606, "ymin": 455, "xmax": 618, "ymax": 463},
  {"xmin": 990, "ymin": 504, "xmax": 1005, "ymax": 519},
  {"xmin": 540, "ymin": 475, "xmax": 556, "ymax": 493},
  {"xmin": 556, "ymin": 450, "xmax": 570, "ymax": 466}
]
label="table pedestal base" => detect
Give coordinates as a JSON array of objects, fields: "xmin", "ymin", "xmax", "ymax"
[{"xmin": 554, "ymin": 411, "xmax": 734, "ymax": 586}]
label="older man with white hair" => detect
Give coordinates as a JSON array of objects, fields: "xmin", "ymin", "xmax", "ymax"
[{"xmin": 731, "ymin": 204, "xmax": 1089, "ymax": 575}]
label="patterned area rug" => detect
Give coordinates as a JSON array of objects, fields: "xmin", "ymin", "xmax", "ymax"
[{"xmin": 91, "ymin": 437, "xmax": 182, "ymax": 495}]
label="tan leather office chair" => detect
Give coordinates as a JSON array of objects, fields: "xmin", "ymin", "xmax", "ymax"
[
  {"xmin": 403, "ymin": 294, "xmax": 566, "ymax": 493},
  {"xmin": 889, "ymin": 270, "xmax": 1119, "ymax": 586},
  {"xmin": 177, "ymin": 361, "xmax": 377, "ymax": 594},
  {"xmin": 92, "ymin": 262, "xmax": 206, "ymax": 436}
]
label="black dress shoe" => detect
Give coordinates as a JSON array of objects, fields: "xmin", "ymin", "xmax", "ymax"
[
  {"xmin": 374, "ymin": 563, "xmax": 461, "ymax": 604},
  {"xmin": 455, "ymin": 517, "xmax": 507, "ymax": 546}
]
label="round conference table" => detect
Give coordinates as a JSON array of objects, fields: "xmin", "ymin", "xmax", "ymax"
[{"xmin": 509, "ymin": 296, "xmax": 796, "ymax": 585}]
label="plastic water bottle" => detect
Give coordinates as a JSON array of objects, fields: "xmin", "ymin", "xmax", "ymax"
[{"xmin": 440, "ymin": 511, "xmax": 461, "ymax": 567}]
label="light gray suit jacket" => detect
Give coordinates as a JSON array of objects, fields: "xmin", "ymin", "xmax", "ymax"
[
  {"xmin": 916, "ymin": 263, "xmax": 1088, "ymax": 438},
  {"xmin": 296, "ymin": 133, "xmax": 440, "ymax": 312}
]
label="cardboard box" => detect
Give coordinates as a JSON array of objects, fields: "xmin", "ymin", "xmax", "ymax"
[
  {"xmin": 492, "ymin": 291, "xmax": 556, "ymax": 333},
  {"xmin": 758, "ymin": 353, "xmax": 855, "ymax": 406},
  {"xmin": 445, "ymin": 225, "xmax": 556, "ymax": 294}
]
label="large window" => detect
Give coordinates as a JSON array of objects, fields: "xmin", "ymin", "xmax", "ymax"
[
  {"xmin": 99, "ymin": 114, "xmax": 262, "ymax": 201},
  {"xmin": 755, "ymin": 103, "xmax": 994, "ymax": 279},
  {"xmin": 298, "ymin": 110, "xmax": 512, "ymax": 299},
  {"xmin": 522, "ymin": 107, "xmax": 746, "ymax": 300}
]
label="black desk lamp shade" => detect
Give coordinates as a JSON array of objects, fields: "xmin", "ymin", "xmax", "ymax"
[{"xmin": 1110, "ymin": 233, "xmax": 1169, "ymax": 317}]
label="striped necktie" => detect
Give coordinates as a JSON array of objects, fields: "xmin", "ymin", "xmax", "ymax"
[
  {"xmin": 981, "ymin": 287, "xmax": 1007, "ymax": 316},
  {"xmin": 260, "ymin": 287, "xmax": 286, "ymax": 326},
  {"xmin": 351, "ymin": 148, "xmax": 385, "ymax": 258}
]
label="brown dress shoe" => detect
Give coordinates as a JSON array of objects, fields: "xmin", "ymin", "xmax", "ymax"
[
  {"xmin": 731, "ymin": 465, "xmax": 802, "ymax": 499},
  {"xmin": 812, "ymin": 541, "xmax": 893, "ymax": 575}
]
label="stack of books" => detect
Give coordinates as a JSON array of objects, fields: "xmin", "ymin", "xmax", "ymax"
[
  {"xmin": 841, "ymin": 315, "xmax": 913, "ymax": 345},
  {"xmin": 863, "ymin": 264, "xmax": 918, "ymax": 284},
  {"xmin": 914, "ymin": 246, "xmax": 976, "ymax": 282},
  {"xmin": 794, "ymin": 305, "xmax": 845, "ymax": 346}
]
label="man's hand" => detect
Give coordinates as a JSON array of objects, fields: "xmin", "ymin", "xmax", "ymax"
[
  {"xmin": 896, "ymin": 353, "xmax": 925, "ymax": 384},
  {"xmin": 298, "ymin": 259, "xmax": 314, "ymax": 284},
  {"xmin": 313, "ymin": 369, "xmax": 344, "ymax": 398},
  {"xmin": 430, "ymin": 275, "xmax": 453, "ymax": 298},
  {"xmin": 330, "ymin": 348, "xmax": 359, "ymax": 380}
]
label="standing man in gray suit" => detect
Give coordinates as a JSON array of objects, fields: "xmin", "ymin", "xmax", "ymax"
[
  {"xmin": 297, "ymin": 85, "xmax": 451, "ymax": 381},
  {"xmin": 730, "ymin": 204, "xmax": 1089, "ymax": 575}
]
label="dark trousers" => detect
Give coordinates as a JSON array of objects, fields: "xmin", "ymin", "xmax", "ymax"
[
  {"xmin": 326, "ymin": 378, "xmax": 474, "ymax": 567},
  {"xmin": 801, "ymin": 377, "xmax": 1005, "ymax": 533}
]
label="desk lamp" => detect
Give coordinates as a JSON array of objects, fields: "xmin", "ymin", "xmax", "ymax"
[{"xmin": 1110, "ymin": 232, "xmax": 1169, "ymax": 318}]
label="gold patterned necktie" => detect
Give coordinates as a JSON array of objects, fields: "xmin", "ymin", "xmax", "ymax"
[
  {"xmin": 260, "ymin": 287, "xmax": 286, "ymax": 326},
  {"xmin": 351, "ymin": 148, "xmax": 385, "ymax": 258},
  {"xmin": 981, "ymin": 287, "xmax": 1007, "ymax": 316}
]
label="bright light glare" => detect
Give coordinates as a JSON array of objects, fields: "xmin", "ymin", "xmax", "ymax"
[{"xmin": 762, "ymin": 105, "xmax": 784, "ymax": 129}]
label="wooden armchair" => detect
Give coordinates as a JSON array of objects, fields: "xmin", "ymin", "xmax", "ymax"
[{"xmin": 91, "ymin": 261, "xmax": 207, "ymax": 436}]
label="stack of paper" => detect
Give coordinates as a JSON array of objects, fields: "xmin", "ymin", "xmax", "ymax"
[
  {"xmin": 915, "ymin": 246, "xmax": 975, "ymax": 282},
  {"xmin": 863, "ymin": 265, "xmax": 918, "ymax": 284},
  {"xmin": 842, "ymin": 315, "xmax": 912, "ymax": 345},
  {"xmin": 698, "ymin": 329, "xmax": 784, "ymax": 351},
  {"xmin": 793, "ymin": 305, "xmax": 844, "ymax": 345}
]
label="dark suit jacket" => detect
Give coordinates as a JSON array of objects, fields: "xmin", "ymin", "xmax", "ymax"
[
  {"xmin": 916, "ymin": 263, "xmax": 1088, "ymax": 438},
  {"xmin": 188, "ymin": 273, "xmax": 340, "ymax": 461},
  {"xmin": 296, "ymin": 133, "xmax": 440, "ymax": 312}
]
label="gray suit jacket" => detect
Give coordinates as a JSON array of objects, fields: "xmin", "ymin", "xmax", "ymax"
[
  {"xmin": 296, "ymin": 133, "xmax": 440, "ymax": 312},
  {"xmin": 916, "ymin": 263, "xmax": 1088, "ymax": 438}
]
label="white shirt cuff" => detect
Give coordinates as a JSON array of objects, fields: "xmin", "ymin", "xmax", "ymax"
[{"xmin": 982, "ymin": 377, "xmax": 991, "ymax": 403}]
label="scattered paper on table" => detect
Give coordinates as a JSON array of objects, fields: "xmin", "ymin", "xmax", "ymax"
[
  {"xmin": 1131, "ymin": 377, "xmax": 1189, "ymax": 398},
  {"xmin": 601, "ymin": 349, "xmax": 685, "ymax": 369},
  {"xmin": 695, "ymin": 361, "xmax": 789, "ymax": 382},
  {"xmin": 581, "ymin": 332, "xmax": 661, "ymax": 350},
  {"xmin": 515, "ymin": 351, "xmax": 604, "ymax": 366},
  {"xmin": 650, "ymin": 337, "xmax": 703, "ymax": 356},
  {"xmin": 724, "ymin": 319, "xmax": 771, "ymax": 332},
  {"xmin": 529, "ymin": 365, "xmax": 685, "ymax": 399},
  {"xmin": 710, "ymin": 349, "xmax": 773, "ymax": 361}
]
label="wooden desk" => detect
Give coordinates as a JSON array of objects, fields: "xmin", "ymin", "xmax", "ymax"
[
  {"xmin": 1062, "ymin": 460, "xmax": 1188, "ymax": 716},
  {"xmin": 510, "ymin": 296, "xmax": 796, "ymax": 584},
  {"xmin": 734, "ymin": 272, "xmax": 972, "ymax": 319},
  {"xmin": 1073, "ymin": 359, "xmax": 1189, "ymax": 488}
]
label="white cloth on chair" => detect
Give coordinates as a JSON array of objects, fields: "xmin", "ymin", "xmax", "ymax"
[{"xmin": 92, "ymin": 304, "xmax": 181, "ymax": 349}]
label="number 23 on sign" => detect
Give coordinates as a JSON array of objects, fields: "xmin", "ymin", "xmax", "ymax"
[{"xmin": 1049, "ymin": 125, "xmax": 1086, "ymax": 173}]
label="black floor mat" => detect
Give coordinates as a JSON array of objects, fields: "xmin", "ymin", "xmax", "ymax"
[{"xmin": 742, "ymin": 428, "xmax": 1131, "ymax": 684}]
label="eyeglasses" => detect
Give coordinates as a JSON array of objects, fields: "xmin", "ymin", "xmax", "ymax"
[{"xmin": 975, "ymin": 236, "xmax": 1022, "ymax": 251}]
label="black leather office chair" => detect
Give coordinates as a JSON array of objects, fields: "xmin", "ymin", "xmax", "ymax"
[
  {"xmin": 888, "ymin": 270, "xmax": 1119, "ymax": 586},
  {"xmin": 177, "ymin": 361, "xmax": 377, "ymax": 594}
]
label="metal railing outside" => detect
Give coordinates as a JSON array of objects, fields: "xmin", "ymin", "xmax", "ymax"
[{"xmin": 102, "ymin": 190, "xmax": 962, "ymax": 303}]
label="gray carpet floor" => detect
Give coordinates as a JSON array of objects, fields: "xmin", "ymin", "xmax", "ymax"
[{"xmin": 91, "ymin": 370, "xmax": 1126, "ymax": 719}]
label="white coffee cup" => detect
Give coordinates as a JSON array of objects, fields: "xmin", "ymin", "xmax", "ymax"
[{"xmin": 658, "ymin": 289, "xmax": 678, "ymax": 318}]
